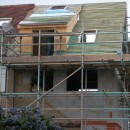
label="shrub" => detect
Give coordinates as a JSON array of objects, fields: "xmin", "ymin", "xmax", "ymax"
[{"xmin": 0, "ymin": 106, "xmax": 64, "ymax": 130}]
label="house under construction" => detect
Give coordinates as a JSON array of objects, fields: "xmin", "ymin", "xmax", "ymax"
[{"xmin": 0, "ymin": 2, "xmax": 130, "ymax": 130}]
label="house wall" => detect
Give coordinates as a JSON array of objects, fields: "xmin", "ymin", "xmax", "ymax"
[
  {"xmin": 13, "ymin": 70, "xmax": 36, "ymax": 107},
  {"xmin": 2, "ymin": 69, "xmax": 15, "ymax": 108},
  {"xmin": 12, "ymin": 68, "xmax": 122, "ymax": 101},
  {"xmin": 10, "ymin": 68, "xmax": 126, "ymax": 129},
  {"xmin": 46, "ymin": 68, "xmax": 125, "ymax": 129},
  {"xmin": 84, "ymin": 125, "xmax": 106, "ymax": 130},
  {"xmin": 20, "ymin": 29, "xmax": 33, "ymax": 54},
  {"xmin": 20, "ymin": 26, "xmax": 67, "ymax": 54}
]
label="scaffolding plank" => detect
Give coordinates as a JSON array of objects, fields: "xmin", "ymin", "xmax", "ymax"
[{"xmin": 2, "ymin": 54, "xmax": 130, "ymax": 64}]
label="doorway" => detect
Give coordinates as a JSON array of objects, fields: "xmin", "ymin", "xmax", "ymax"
[{"xmin": 33, "ymin": 30, "xmax": 54, "ymax": 56}]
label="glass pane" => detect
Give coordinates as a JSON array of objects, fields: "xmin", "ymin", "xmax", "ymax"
[{"xmin": 86, "ymin": 33, "xmax": 97, "ymax": 42}]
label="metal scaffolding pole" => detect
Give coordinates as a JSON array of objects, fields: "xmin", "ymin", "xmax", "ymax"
[
  {"xmin": 81, "ymin": 54, "xmax": 84, "ymax": 130},
  {"xmin": 81, "ymin": 21, "xmax": 84, "ymax": 130},
  {"xmin": 1, "ymin": 28, "xmax": 130, "ymax": 130},
  {"xmin": 52, "ymin": 117, "xmax": 130, "ymax": 120},
  {"xmin": 26, "ymin": 66, "xmax": 82, "ymax": 108},
  {"xmin": 42, "ymin": 69, "xmax": 45, "ymax": 114},
  {"xmin": 37, "ymin": 30, "xmax": 41, "ymax": 107},
  {"xmin": 37, "ymin": 63, "xmax": 40, "ymax": 107},
  {"xmin": 0, "ymin": 33, "xmax": 3, "ymax": 64},
  {"xmin": 1, "ymin": 91, "xmax": 130, "ymax": 96},
  {"xmin": 0, "ymin": 31, "xmax": 3, "ymax": 107},
  {"xmin": 43, "ymin": 107, "xmax": 130, "ymax": 111}
]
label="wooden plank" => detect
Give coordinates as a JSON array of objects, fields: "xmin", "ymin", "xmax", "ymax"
[
  {"xmin": 2, "ymin": 54, "xmax": 130, "ymax": 64},
  {"xmin": 18, "ymin": 24, "xmax": 67, "ymax": 29},
  {"xmin": 20, "ymin": 29, "xmax": 33, "ymax": 53}
]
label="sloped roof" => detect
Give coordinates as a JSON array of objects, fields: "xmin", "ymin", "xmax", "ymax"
[
  {"xmin": 0, "ymin": 4, "xmax": 35, "ymax": 29},
  {"xmin": 19, "ymin": 5, "xmax": 81, "ymax": 25},
  {"xmin": 65, "ymin": 2, "xmax": 127, "ymax": 54},
  {"xmin": 74, "ymin": 2, "xmax": 126, "ymax": 33}
]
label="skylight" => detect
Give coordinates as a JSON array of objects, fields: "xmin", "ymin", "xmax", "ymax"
[
  {"xmin": 49, "ymin": 5, "xmax": 67, "ymax": 10},
  {"xmin": 30, "ymin": 6, "xmax": 75, "ymax": 17},
  {"xmin": 0, "ymin": 18, "xmax": 12, "ymax": 26},
  {"xmin": 20, "ymin": 5, "xmax": 75, "ymax": 25}
]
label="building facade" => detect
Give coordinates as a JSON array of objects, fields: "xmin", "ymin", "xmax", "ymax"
[{"xmin": 0, "ymin": 2, "xmax": 130, "ymax": 130}]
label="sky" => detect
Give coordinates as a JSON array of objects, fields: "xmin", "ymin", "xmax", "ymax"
[
  {"xmin": 0, "ymin": 0, "xmax": 128, "ymax": 6},
  {"xmin": 0, "ymin": 0, "xmax": 126, "ymax": 5}
]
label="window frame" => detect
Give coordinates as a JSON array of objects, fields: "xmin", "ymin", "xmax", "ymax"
[
  {"xmin": 48, "ymin": 5, "xmax": 68, "ymax": 10},
  {"xmin": 31, "ymin": 69, "xmax": 54, "ymax": 92},
  {"xmin": 67, "ymin": 69, "xmax": 98, "ymax": 92},
  {"xmin": 79, "ymin": 29, "xmax": 97, "ymax": 43},
  {"xmin": 32, "ymin": 30, "xmax": 54, "ymax": 56}
]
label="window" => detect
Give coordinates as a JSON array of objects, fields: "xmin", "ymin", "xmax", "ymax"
[
  {"xmin": 86, "ymin": 70, "xmax": 98, "ymax": 90},
  {"xmin": 67, "ymin": 69, "xmax": 85, "ymax": 91},
  {"xmin": 0, "ymin": 18, "xmax": 12, "ymax": 26},
  {"xmin": 31, "ymin": 69, "xmax": 53, "ymax": 91},
  {"xmin": 79, "ymin": 30, "xmax": 97, "ymax": 43},
  {"xmin": 44, "ymin": 69, "xmax": 53, "ymax": 91},
  {"xmin": 67, "ymin": 69, "xmax": 98, "ymax": 91},
  {"xmin": 33, "ymin": 30, "xmax": 54, "ymax": 56},
  {"xmin": 44, "ymin": 5, "xmax": 75, "ymax": 16},
  {"xmin": 49, "ymin": 6, "xmax": 67, "ymax": 10}
]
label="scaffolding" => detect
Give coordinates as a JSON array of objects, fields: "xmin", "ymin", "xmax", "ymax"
[{"xmin": 0, "ymin": 26, "xmax": 130, "ymax": 130}]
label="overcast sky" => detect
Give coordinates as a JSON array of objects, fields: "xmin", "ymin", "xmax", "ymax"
[{"xmin": 0, "ymin": 0, "xmax": 127, "ymax": 5}]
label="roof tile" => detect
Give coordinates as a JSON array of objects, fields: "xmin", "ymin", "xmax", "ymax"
[{"xmin": 0, "ymin": 4, "xmax": 35, "ymax": 29}]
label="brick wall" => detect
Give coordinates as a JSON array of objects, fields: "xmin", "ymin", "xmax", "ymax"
[
  {"xmin": 107, "ymin": 123, "xmax": 122, "ymax": 130},
  {"xmin": 75, "ymin": 121, "xmax": 122, "ymax": 130}
]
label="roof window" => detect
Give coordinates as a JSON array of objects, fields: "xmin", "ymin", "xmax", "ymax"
[
  {"xmin": 49, "ymin": 5, "xmax": 67, "ymax": 10},
  {"xmin": 29, "ymin": 5, "xmax": 75, "ymax": 18},
  {"xmin": 42, "ymin": 5, "xmax": 75, "ymax": 16}
]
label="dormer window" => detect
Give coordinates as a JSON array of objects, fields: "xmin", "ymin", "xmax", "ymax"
[
  {"xmin": 0, "ymin": 18, "xmax": 12, "ymax": 26},
  {"xmin": 49, "ymin": 5, "xmax": 67, "ymax": 10},
  {"xmin": 42, "ymin": 5, "xmax": 75, "ymax": 16},
  {"xmin": 79, "ymin": 30, "xmax": 97, "ymax": 43}
]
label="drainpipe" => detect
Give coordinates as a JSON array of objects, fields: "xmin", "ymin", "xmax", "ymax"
[{"xmin": 42, "ymin": 69, "xmax": 45, "ymax": 114}]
